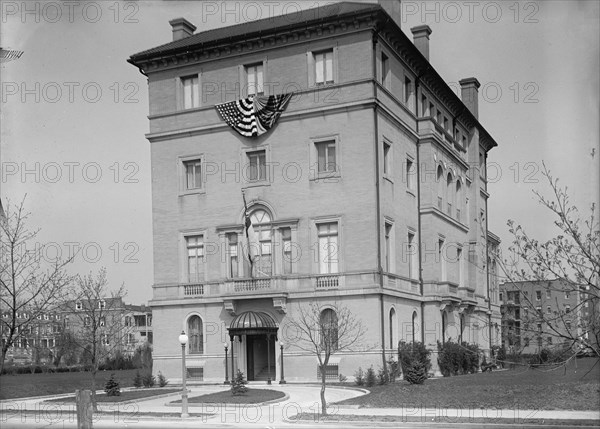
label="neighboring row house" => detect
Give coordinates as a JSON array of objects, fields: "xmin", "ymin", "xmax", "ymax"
[
  {"xmin": 1, "ymin": 309, "xmax": 63, "ymax": 365},
  {"xmin": 128, "ymin": 1, "xmax": 502, "ymax": 382},
  {"xmin": 1, "ymin": 300, "xmax": 152, "ymax": 366}
]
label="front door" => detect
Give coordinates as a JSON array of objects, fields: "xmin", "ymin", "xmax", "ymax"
[{"xmin": 245, "ymin": 335, "xmax": 275, "ymax": 381}]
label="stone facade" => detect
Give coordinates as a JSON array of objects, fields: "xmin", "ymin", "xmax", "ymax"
[{"xmin": 129, "ymin": 1, "xmax": 501, "ymax": 382}]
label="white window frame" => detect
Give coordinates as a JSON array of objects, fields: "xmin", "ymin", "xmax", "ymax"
[
  {"xmin": 310, "ymin": 135, "xmax": 341, "ymax": 181},
  {"xmin": 179, "ymin": 154, "xmax": 205, "ymax": 196},
  {"xmin": 308, "ymin": 47, "xmax": 338, "ymax": 87},
  {"xmin": 244, "ymin": 62, "xmax": 264, "ymax": 97},
  {"xmin": 381, "ymin": 51, "xmax": 390, "ymax": 89},
  {"xmin": 313, "ymin": 217, "xmax": 342, "ymax": 275},
  {"xmin": 75, "ymin": 302, "xmax": 82, "ymax": 311},
  {"xmin": 407, "ymin": 229, "xmax": 418, "ymax": 280},
  {"xmin": 382, "ymin": 140, "xmax": 392, "ymax": 180},
  {"xmin": 181, "ymin": 231, "xmax": 207, "ymax": 283},
  {"xmin": 384, "ymin": 220, "xmax": 395, "ymax": 273},
  {"xmin": 406, "ymin": 155, "xmax": 416, "ymax": 192},
  {"xmin": 180, "ymin": 74, "xmax": 200, "ymax": 110},
  {"xmin": 98, "ymin": 300, "xmax": 106, "ymax": 310}
]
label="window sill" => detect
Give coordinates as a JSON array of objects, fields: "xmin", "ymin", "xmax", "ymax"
[
  {"xmin": 179, "ymin": 189, "xmax": 206, "ymax": 197},
  {"xmin": 243, "ymin": 181, "xmax": 270, "ymax": 189},
  {"xmin": 310, "ymin": 172, "xmax": 341, "ymax": 182}
]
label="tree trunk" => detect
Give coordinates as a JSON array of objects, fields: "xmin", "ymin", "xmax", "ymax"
[
  {"xmin": 91, "ymin": 369, "xmax": 97, "ymax": 412},
  {"xmin": 320, "ymin": 377, "xmax": 327, "ymax": 416}
]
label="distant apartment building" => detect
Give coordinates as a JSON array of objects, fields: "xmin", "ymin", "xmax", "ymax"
[
  {"xmin": 1, "ymin": 299, "xmax": 152, "ymax": 366},
  {"xmin": 59, "ymin": 298, "xmax": 153, "ymax": 357},
  {"xmin": 128, "ymin": 1, "xmax": 502, "ymax": 382},
  {"xmin": 1, "ymin": 309, "xmax": 63, "ymax": 365},
  {"xmin": 500, "ymin": 280, "xmax": 582, "ymax": 354}
]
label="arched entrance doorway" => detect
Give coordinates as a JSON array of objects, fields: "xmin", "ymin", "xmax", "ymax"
[{"xmin": 228, "ymin": 311, "xmax": 278, "ymax": 383}]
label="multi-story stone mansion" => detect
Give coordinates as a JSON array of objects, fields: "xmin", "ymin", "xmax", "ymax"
[{"xmin": 128, "ymin": 1, "xmax": 501, "ymax": 382}]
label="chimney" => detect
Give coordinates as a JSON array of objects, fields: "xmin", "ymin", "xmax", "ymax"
[
  {"xmin": 169, "ymin": 18, "xmax": 196, "ymax": 41},
  {"xmin": 411, "ymin": 25, "xmax": 432, "ymax": 61},
  {"xmin": 459, "ymin": 77, "xmax": 481, "ymax": 119},
  {"xmin": 378, "ymin": 0, "xmax": 402, "ymax": 29}
]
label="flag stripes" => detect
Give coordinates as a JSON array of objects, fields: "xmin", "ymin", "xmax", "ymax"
[{"xmin": 216, "ymin": 93, "xmax": 292, "ymax": 138}]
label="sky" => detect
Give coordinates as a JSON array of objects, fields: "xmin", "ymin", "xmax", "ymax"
[{"xmin": 1, "ymin": 0, "xmax": 599, "ymax": 304}]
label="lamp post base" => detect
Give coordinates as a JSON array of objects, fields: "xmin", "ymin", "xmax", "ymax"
[
  {"xmin": 267, "ymin": 378, "xmax": 272, "ymax": 385},
  {"xmin": 279, "ymin": 380, "xmax": 286, "ymax": 384},
  {"xmin": 223, "ymin": 380, "xmax": 230, "ymax": 385}
]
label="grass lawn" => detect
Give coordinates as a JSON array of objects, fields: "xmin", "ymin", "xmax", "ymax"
[
  {"xmin": 0, "ymin": 369, "xmax": 138, "ymax": 400},
  {"xmin": 171, "ymin": 388, "xmax": 285, "ymax": 405},
  {"xmin": 45, "ymin": 388, "xmax": 181, "ymax": 403},
  {"xmin": 335, "ymin": 357, "xmax": 600, "ymax": 411}
]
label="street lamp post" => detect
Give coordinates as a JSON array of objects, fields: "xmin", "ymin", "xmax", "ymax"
[
  {"xmin": 178, "ymin": 331, "xmax": 189, "ymax": 418},
  {"xmin": 279, "ymin": 342, "xmax": 286, "ymax": 384},
  {"xmin": 224, "ymin": 342, "xmax": 230, "ymax": 384}
]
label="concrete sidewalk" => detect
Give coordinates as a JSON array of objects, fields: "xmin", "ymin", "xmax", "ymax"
[{"xmin": 1, "ymin": 384, "xmax": 599, "ymax": 427}]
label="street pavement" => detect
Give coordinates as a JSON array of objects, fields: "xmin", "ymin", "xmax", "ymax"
[{"xmin": 1, "ymin": 383, "xmax": 598, "ymax": 428}]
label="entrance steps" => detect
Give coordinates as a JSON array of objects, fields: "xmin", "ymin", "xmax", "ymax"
[{"xmin": 253, "ymin": 365, "xmax": 275, "ymax": 381}]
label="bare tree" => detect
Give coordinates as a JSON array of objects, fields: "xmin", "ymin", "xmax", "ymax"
[
  {"xmin": 0, "ymin": 198, "xmax": 73, "ymax": 374},
  {"xmin": 64, "ymin": 268, "xmax": 129, "ymax": 410},
  {"xmin": 498, "ymin": 163, "xmax": 599, "ymax": 357},
  {"xmin": 285, "ymin": 302, "xmax": 366, "ymax": 416}
]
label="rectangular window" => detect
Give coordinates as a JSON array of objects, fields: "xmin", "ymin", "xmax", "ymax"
[
  {"xmin": 524, "ymin": 337, "xmax": 530, "ymax": 347},
  {"xmin": 383, "ymin": 142, "xmax": 391, "ymax": 176},
  {"xmin": 227, "ymin": 233, "xmax": 239, "ymax": 278},
  {"xmin": 547, "ymin": 306, "xmax": 551, "ymax": 314},
  {"xmin": 317, "ymin": 222, "xmax": 338, "ymax": 274},
  {"xmin": 408, "ymin": 232, "xmax": 416, "ymax": 279},
  {"xmin": 186, "ymin": 235, "xmax": 204, "ymax": 282},
  {"xmin": 547, "ymin": 336, "xmax": 553, "ymax": 345},
  {"xmin": 537, "ymin": 337, "xmax": 543, "ymax": 347},
  {"xmin": 245, "ymin": 63, "xmax": 264, "ymax": 96},
  {"xmin": 184, "ymin": 159, "xmax": 202, "ymax": 190},
  {"xmin": 406, "ymin": 158, "xmax": 415, "ymax": 190},
  {"xmin": 282, "ymin": 228, "xmax": 292, "ymax": 275},
  {"xmin": 499, "ymin": 292, "xmax": 503, "ymax": 302},
  {"xmin": 443, "ymin": 117, "xmax": 449, "ymax": 132},
  {"xmin": 565, "ymin": 291, "xmax": 570, "ymax": 299},
  {"xmin": 181, "ymin": 75, "xmax": 199, "ymax": 109},
  {"xmin": 439, "ymin": 239, "xmax": 446, "ymax": 281},
  {"xmin": 127, "ymin": 333, "xmax": 135, "ymax": 345},
  {"xmin": 84, "ymin": 317, "xmax": 90, "ymax": 326},
  {"xmin": 316, "ymin": 141, "xmax": 337, "ymax": 174},
  {"xmin": 381, "ymin": 52, "xmax": 389, "ymax": 88},
  {"xmin": 404, "ymin": 76, "xmax": 412, "ymax": 104},
  {"xmin": 536, "ymin": 291, "xmax": 541, "ymax": 301},
  {"xmin": 314, "ymin": 49, "xmax": 334, "ymax": 85},
  {"xmin": 101, "ymin": 334, "xmax": 109, "ymax": 346},
  {"xmin": 566, "ymin": 320, "xmax": 572, "ymax": 330},
  {"xmin": 436, "ymin": 110, "xmax": 442, "ymax": 124},
  {"xmin": 247, "ymin": 150, "xmax": 266, "ymax": 182},
  {"xmin": 566, "ymin": 305, "xmax": 571, "ymax": 314},
  {"xmin": 546, "ymin": 290, "xmax": 551, "ymax": 299},
  {"xmin": 317, "ymin": 364, "xmax": 339, "ymax": 380},
  {"xmin": 384, "ymin": 223, "xmax": 393, "ymax": 272},
  {"xmin": 457, "ymin": 247, "xmax": 463, "ymax": 285},
  {"xmin": 99, "ymin": 316, "xmax": 105, "ymax": 327}
]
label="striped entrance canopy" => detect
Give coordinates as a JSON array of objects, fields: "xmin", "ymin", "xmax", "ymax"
[{"xmin": 228, "ymin": 311, "xmax": 278, "ymax": 338}]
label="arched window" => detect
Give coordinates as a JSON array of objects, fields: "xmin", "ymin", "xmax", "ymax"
[
  {"xmin": 412, "ymin": 311, "xmax": 418, "ymax": 343},
  {"xmin": 455, "ymin": 180, "xmax": 462, "ymax": 221},
  {"xmin": 436, "ymin": 165, "xmax": 444, "ymax": 209},
  {"xmin": 320, "ymin": 308, "xmax": 338, "ymax": 351},
  {"xmin": 187, "ymin": 315, "xmax": 203, "ymax": 354},
  {"xmin": 446, "ymin": 173, "xmax": 453, "ymax": 216},
  {"xmin": 249, "ymin": 208, "xmax": 272, "ymax": 277},
  {"xmin": 389, "ymin": 308, "xmax": 397, "ymax": 349}
]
